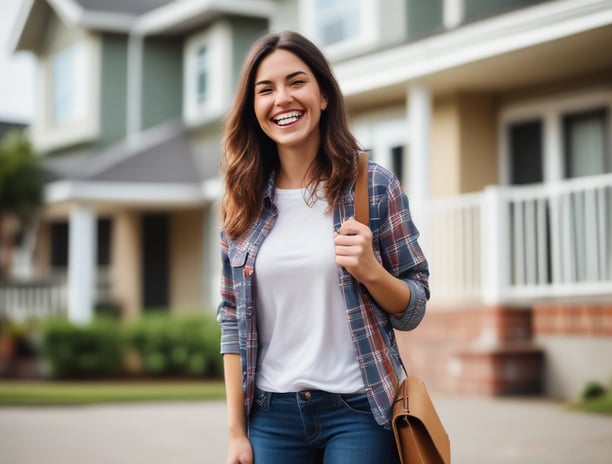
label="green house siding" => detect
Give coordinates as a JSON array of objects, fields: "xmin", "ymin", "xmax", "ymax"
[
  {"xmin": 98, "ymin": 33, "xmax": 128, "ymax": 147},
  {"xmin": 406, "ymin": 0, "xmax": 444, "ymax": 41},
  {"xmin": 464, "ymin": 0, "xmax": 553, "ymax": 23},
  {"xmin": 227, "ymin": 17, "xmax": 268, "ymax": 91},
  {"xmin": 141, "ymin": 37, "xmax": 183, "ymax": 130}
]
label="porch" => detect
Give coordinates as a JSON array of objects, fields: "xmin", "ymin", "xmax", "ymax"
[
  {"xmin": 0, "ymin": 268, "xmax": 112, "ymax": 322},
  {"xmin": 2, "ymin": 173, "xmax": 611, "ymax": 318},
  {"xmin": 400, "ymin": 172, "xmax": 612, "ymax": 397},
  {"xmin": 427, "ymin": 172, "xmax": 612, "ymax": 307}
]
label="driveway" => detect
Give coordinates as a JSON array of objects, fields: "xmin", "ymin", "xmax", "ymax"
[{"xmin": 1, "ymin": 394, "xmax": 611, "ymax": 463}]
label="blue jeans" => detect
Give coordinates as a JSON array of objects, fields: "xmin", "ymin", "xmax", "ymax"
[{"xmin": 249, "ymin": 389, "xmax": 400, "ymax": 464}]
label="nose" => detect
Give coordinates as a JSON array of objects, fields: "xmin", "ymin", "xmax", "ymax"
[{"xmin": 275, "ymin": 86, "xmax": 293, "ymax": 106}]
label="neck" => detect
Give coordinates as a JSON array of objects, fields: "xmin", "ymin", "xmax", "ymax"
[{"xmin": 276, "ymin": 144, "xmax": 318, "ymax": 189}]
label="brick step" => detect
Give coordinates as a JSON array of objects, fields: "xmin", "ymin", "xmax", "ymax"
[{"xmin": 396, "ymin": 306, "xmax": 543, "ymax": 395}]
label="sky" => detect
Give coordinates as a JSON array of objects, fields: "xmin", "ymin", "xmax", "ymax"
[{"xmin": 0, "ymin": 0, "xmax": 35, "ymax": 123}]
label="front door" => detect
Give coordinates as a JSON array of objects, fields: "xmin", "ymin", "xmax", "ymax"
[{"xmin": 141, "ymin": 213, "xmax": 169, "ymax": 310}]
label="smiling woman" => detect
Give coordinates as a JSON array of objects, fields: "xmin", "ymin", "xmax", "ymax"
[{"xmin": 217, "ymin": 30, "xmax": 430, "ymax": 464}]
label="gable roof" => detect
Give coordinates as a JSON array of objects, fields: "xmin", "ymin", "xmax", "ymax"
[
  {"xmin": 11, "ymin": 0, "xmax": 274, "ymax": 52},
  {"xmin": 43, "ymin": 120, "xmax": 214, "ymax": 185},
  {"xmin": 72, "ymin": 0, "xmax": 173, "ymax": 16}
]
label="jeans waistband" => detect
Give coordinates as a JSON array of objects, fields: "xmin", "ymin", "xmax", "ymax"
[{"xmin": 253, "ymin": 388, "xmax": 366, "ymax": 409}]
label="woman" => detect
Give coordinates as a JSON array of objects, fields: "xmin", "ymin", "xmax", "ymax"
[{"xmin": 218, "ymin": 30, "xmax": 429, "ymax": 464}]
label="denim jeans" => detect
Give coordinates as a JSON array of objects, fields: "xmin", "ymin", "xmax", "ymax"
[{"xmin": 249, "ymin": 389, "xmax": 400, "ymax": 464}]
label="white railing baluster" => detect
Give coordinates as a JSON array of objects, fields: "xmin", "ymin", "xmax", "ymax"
[
  {"xmin": 536, "ymin": 198, "xmax": 548, "ymax": 285},
  {"xmin": 584, "ymin": 188, "xmax": 598, "ymax": 282}
]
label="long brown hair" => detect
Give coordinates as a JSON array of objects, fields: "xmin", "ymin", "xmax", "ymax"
[{"xmin": 221, "ymin": 31, "xmax": 362, "ymax": 239}]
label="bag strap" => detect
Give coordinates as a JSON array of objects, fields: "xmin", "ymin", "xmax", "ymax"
[
  {"xmin": 354, "ymin": 152, "xmax": 369, "ymax": 226},
  {"xmin": 353, "ymin": 152, "xmax": 402, "ymax": 391}
]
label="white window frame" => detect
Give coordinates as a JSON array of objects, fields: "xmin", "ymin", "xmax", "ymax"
[
  {"xmin": 183, "ymin": 22, "xmax": 231, "ymax": 127},
  {"xmin": 32, "ymin": 35, "xmax": 100, "ymax": 153},
  {"xmin": 352, "ymin": 107, "xmax": 409, "ymax": 186},
  {"xmin": 499, "ymin": 89, "xmax": 612, "ymax": 185},
  {"xmin": 300, "ymin": 0, "xmax": 378, "ymax": 60}
]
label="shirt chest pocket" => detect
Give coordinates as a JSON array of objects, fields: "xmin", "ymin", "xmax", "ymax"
[
  {"xmin": 229, "ymin": 250, "xmax": 254, "ymax": 310},
  {"xmin": 230, "ymin": 250, "xmax": 251, "ymax": 277}
]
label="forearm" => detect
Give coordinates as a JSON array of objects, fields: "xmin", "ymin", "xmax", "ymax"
[
  {"xmin": 223, "ymin": 353, "xmax": 247, "ymax": 438},
  {"xmin": 361, "ymin": 261, "xmax": 411, "ymax": 316}
]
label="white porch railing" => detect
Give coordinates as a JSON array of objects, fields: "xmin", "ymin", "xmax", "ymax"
[
  {"xmin": 0, "ymin": 267, "xmax": 113, "ymax": 321},
  {"xmin": 0, "ymin": 280, "xmax": 67, "ymax": 322},
  {"xmin": 428, "ymin": 173, "xmax": 612, "ymax": 305}
]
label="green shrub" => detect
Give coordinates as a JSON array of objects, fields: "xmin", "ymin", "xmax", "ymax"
[
  {"xmin": 37, "ymin": 311, "xmax": 222, "ymax": 380},
  {"xmin": 581, "ymin": 381, "xmax": 607, "ymax": 401},
  {"xmin": 40, "ymin": 317, "xmax": 123, "ymax": 379},
  {"xmin": 123, "ymin": 312, "xmax": 222, "ymax": 379}
]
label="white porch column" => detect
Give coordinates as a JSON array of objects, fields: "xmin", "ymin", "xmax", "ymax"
[
  {"xmin": 68, "ymin": 205, "xmax": 97, "ymax": 325},
  {"xmin": 407, "ymin": 85, "xmax": 432, "ymax": 239},
  {"xmin": 481, "ymin": 186, "xmax": 510, "ymax": 304}
]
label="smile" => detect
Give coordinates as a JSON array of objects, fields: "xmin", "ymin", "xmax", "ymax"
[{"xmin": 273, "ymin": 111, "xmax": 303, "ymax": 126}]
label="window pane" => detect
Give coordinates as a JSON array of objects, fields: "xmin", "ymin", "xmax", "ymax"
[
  {"xmin": 509, "ymin": 120, "xmax": 543, "ymax": 185},
  {"xmin": 52, "ymin": 49, "xmax": 73, "ymax": 124},
  {"xmin": 314, "ymin": 0, "xmax": 361, "ymax": 46},
  {"xmin": 563, "ymin": 108, "xmax": 609, "ymax": 178},
  {"xmin": 52, "ymin": 44, "xmax": 86, "ymax": 125},
  {"xmin": 391, "ymin": 145, "xmax": 404, "ymax": 185},
  {"xmin": 196, "ymin": 46, "xmax": 208, "ymax": 102}
]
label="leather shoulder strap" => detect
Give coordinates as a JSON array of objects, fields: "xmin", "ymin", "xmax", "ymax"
[{"xmin": 354, "ymin": 152, "xmax": 369, "ymax": 226}]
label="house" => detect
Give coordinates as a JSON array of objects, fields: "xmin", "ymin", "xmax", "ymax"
[
  {"xmin": 4, "ymin": 0, "xmax": 612, "ymax": 400},
  {"xmin": 5, "ymin": 0, "xmax": 271, "ymax": 322}
]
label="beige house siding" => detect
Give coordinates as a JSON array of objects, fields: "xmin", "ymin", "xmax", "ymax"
[
  {"xmin": 431, "ymin": 97, "xmax": 462, "ymax": 197},
  {"xmin": 431, "ymin": 94, "xmax": 498, "ymax": 198},
  {"xmin": 112, "ymin": 210, "xmax": 142, "ymax": 319},
  {"xmin": 169, "ymin": 209, "xmax": 204, "ymax": 312}
]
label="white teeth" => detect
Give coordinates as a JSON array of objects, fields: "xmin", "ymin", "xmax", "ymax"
[{"xmin": 274, "ymin": 112, "xmax": 301, "ymax": 126}]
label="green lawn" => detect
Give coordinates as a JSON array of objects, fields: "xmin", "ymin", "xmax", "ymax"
[
  {"xmin": 571, "ymin": 394, "xmax": 612, "ymax": 415},
  {"xmin": 0, "ymin": 380, "xmax": 226, "ymax": 406}
]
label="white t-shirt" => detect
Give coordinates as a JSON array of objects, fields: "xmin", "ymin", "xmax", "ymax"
[{"xmin": 254, "ymin": 187, "xmax": 364, "ymax": 393}]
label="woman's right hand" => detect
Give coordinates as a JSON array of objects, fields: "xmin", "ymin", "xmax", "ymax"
[{"xmin": 226, "ymin": 434, "xmax": 253, "ymax": 464}]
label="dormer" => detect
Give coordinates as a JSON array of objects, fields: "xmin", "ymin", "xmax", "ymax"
[
  {"xmin": 132, "ymin": 1, "xmax": 275, "ymax": 129},
  {"xmin": 10, "ymin": 0, "xmax": 172, "ymax": 154}
]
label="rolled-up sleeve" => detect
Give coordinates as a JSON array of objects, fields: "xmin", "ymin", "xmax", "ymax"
[
  {"xmin": 216, "ymin": 233, "xmax": 240, "ymax": 354},
  {"xmin": 376, "ymin": 171, "xmax": 430, "ymax": 331}
]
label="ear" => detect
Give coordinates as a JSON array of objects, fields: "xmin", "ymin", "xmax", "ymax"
[{"xmin": 320, "ymin": 94, "xmax": 328, "ymax": 111}]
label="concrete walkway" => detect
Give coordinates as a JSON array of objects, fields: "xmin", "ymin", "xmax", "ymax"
[{"xmin": 1, "ymin": 394, "xmax": 611, "ymax": 463}]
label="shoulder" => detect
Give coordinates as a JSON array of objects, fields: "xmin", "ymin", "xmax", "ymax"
[{"xmin": 367, "ymin": 160, "xmax": 402, "ymax": 195}]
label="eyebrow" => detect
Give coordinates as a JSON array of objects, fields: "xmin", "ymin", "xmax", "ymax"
[{"xmin": 254, "ymin": 70, "xmax": 308, "ymax": 87}]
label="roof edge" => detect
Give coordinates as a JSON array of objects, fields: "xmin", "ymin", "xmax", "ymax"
[{"xmin": 132, "ymin": 0, "xmax": 274, "ymax": 35}]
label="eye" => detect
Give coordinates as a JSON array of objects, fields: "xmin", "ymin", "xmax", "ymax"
[
  {"xmin": 256, "ymin": 87, "xmax": 273, "ymax": 95},
  {"xmin": 291, "ymin": 79, "xmax": 306, "ymax": 87}
]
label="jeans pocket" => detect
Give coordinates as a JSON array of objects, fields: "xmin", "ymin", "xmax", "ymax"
[{"xmin": 339, "ymin": 393, "xmax": 371, "ymax": 415}]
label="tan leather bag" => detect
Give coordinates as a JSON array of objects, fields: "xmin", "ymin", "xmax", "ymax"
[
  {"xmin": 391, "ymin": 376, "xmax": 451, "ymax": 464},
  {"xmin": 355, "ymin": 153, "xmax": 451, "ymax": 464}
]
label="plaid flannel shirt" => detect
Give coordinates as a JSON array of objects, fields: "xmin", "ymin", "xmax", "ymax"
[{"xmin": 217, "ymin": 161, "xmax": 430, "ymax": 428}]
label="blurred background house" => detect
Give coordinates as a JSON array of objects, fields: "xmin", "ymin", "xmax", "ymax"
[{"xmin": 2, "ymin": 0, "xmax": 611, "ymax": 400}]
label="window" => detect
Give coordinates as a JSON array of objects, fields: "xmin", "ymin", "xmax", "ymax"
[
  {"xmin": 563, "ymin": 108, "xmax": 610, "ymax": 178},
  {"xmin": 302, "ymin": 0, "xmax": 377, "ymax": 57},
  {"xmin": 508, "ymin": 120, "xmax": 543, "ymax": 185},
  {"xmin": 314, "ymin": 0, "xmax": 361, "ymax": 47},
  {"xmin": 51, "ymin": 43, "xmax": 86, "ymax": 126},
  {"xmin": 183, "ymin": 24, "xmax": 229, "ymax": 125},
  {"xmin": 391, "ymin": 145, "xmax": 405, "ymax": 185},
  {"xmin": 196, "ymin": 46, "xmax": 208, "ymax": 103}
]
